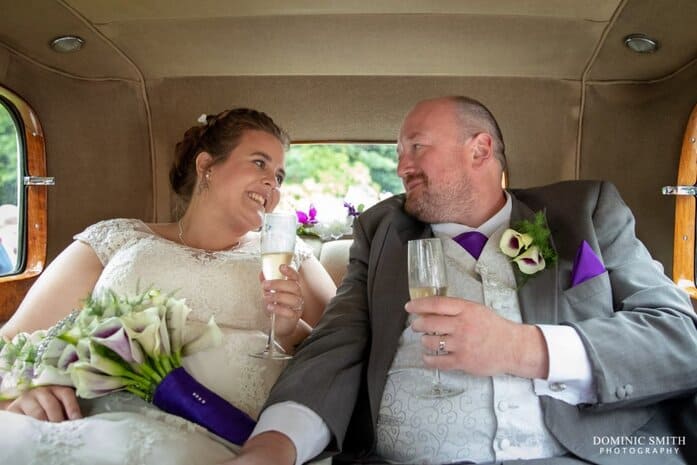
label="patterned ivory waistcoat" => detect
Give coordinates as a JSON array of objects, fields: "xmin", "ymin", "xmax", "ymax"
[{"xmin": 375, "ymin": 226, "xmax": 567, "ymax": 464}]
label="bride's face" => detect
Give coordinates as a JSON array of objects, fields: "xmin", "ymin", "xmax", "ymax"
[{"xmin": 205, "ymin": 129, "xmax": 286, "ymax": 232}]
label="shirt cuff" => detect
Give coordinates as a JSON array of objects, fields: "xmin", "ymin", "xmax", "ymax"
[
  {"xmin": 533, "ymin": 324, "xmax": 597, "ymax": 405},
  {"xmin": 252, "ymin": 401, "xmax": 331, "ymax": 465}
]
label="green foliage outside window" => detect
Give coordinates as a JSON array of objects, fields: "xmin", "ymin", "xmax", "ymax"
[
  {"xmin": 282, "ymin": 143, "xmax": 403, "ymax": 211},
  {"xmin": 0, "ymin": 103, "xmax": 18, "ymax": 206}
]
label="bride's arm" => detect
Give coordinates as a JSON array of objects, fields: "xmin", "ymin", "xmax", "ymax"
[
  {"xmin": 1, "ymin": 240, "xmax": 102, "ymax": 418},
  {"xmin": 296, "ymin": 255, "xmax": 336, "ymax": 328},
  {"xmin": 1, "ymin": 240, "xmax": 103, "ymax": 338}
]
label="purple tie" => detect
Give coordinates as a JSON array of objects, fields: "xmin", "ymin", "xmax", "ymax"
[{"xmin": 453, "ymin": 231, "xmax": 488, "ymax": 259}]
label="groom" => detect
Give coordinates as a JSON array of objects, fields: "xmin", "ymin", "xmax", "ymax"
[{"xmin": 231, "ymin": 96, "xmax": 697, "ymax": 464}]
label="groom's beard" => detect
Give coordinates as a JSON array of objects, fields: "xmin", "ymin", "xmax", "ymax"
[{"xmin": 403, "ymin": 171, "xmax": 476, "ymax": 224}]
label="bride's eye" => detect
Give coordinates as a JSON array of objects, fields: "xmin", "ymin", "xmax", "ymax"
[{"xmin": 253, "ymin": 159, "xmax": 266, "ymax": 169}]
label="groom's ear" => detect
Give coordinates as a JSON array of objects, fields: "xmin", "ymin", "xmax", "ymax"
[
  {"xmin": 195, "ymin": 152, "xmax": 214, "ymax": 176},
  {"xmin": 471, "ymin": 133, "xmax": 494, "ymax": 165}
]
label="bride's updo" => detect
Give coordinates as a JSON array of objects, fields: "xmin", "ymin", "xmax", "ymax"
[{"xmin": 170, "ymin": 108, "xmax": 289, "ymax": 205}]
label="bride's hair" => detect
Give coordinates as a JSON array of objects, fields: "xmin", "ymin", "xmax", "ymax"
[{"xmin": 169, "ymin": 108, "xmax": 289, "ymax": 207}]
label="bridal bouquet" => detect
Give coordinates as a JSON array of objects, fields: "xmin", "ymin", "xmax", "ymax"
[{"xmin": 0, "ymin": 289, "xmax": 255, "ymax": 445}]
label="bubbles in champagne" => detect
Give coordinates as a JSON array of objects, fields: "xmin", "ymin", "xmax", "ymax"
[
  {"xmin": 409, "ymin": 286, "xmax": 447, "ymax": 300},
  {"xmin": 262, "ymin": 252, "xmax": 293, "ymax": 279}
]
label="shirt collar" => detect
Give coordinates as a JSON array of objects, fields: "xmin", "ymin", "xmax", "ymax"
[{"xmin": 431, "ymin": 191, "xmax": 511, "ymax": 238}]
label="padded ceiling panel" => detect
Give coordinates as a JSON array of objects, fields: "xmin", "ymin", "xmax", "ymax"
[
  {"xmin": 3, "ymin": 1, "xmax": 693, "ymax": 82},
  {"xmin": 589, "ymin": 0, "xmax": 697, "ymax": 81},
  {"xmin": 97, "ymin": 14, "xmax": 603, "ymax": 78},
  {"xmin": 0, "ymin": 0, "xmax": 137, "ymax": 80},
  {"xmin": 67, "ymin": 0, "xmax": 619, "ymax": 21}
]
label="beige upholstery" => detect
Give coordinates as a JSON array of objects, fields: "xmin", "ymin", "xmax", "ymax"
[
  {"xmin": 318, "ymin": 239, "xmax": 352, "ymax": 286},
  {"xmin": 300, "ymin": 236, "xmax": 352, "ymax": 286}
]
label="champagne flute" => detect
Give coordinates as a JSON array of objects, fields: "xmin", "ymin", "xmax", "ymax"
[
  {"xmin": 408, "ymin": 238, "xmax": 463, "ymax": 398},
  {"xmin": 250, "ymin": 212, "xmax": 297, "ymax": 360}
]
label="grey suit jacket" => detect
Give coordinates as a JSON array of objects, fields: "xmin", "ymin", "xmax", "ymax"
[{"xmin": 266, "ymin": 181, "xmax": 697, "ymax": 465}]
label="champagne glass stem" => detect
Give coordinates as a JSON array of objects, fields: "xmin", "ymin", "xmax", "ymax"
[
  {"xmin": 267, "ymin": 313, "xmax": 277, "ymax": 356},
  {"xmin": 434, "ymin": 368, "xmax": 442, "ymax": 387}
]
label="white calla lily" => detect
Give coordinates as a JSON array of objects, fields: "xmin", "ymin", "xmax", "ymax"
[
  {"xmin": 57, "ymin": 345, "xmax": 80, "ymax": 370},
  {"xmin": 512, "ymin": 245, "xmax": 546, "ymax": 275},
  {"xmin": 156, "ymin": 304, "xmax": 171, "ymax": 357},
  {"xmin": 121, "ymin": 307, "xmax": 164, "ymax": 357},
  {"xmin": 182, "ymin": 316, "xmax": 222, "ymax": 356},
  {"xmin": 499, "ymin": 229, "xmax": 533, "ymax": 257},
  {"xmin": 91, "ymin": 318, "xmax": 144, "ymax": 364},
  {"xmin": 69, "ymin": 363, "xmax": 129, "ymax": 398},
  {"xmin": 32, "ymin": 365, "xmax": 72, "ymax": 387},
  {"xmin": 86, "ymin": 341, "xmax": 131, "ymax": 377},
  {"xmin": 166, "ymin": 297, "xmax": 191, "ymax": 353},
  {"xmin": 41, "ymin": 337, "xmax": 69, "ymax": 366}
]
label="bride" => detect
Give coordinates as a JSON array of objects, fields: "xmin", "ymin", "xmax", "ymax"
[{"xmin": 0, "ymin": 108, "xmax": 337, "ymax": 465}]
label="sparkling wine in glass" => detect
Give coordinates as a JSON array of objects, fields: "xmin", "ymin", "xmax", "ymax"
[
  {"xmin": 250, "ymin": 212, "xmax": 297, "ymax": 360},
  {"xmin": 408, "ymin": 238, "xmax": 464, "ymax": 398}
]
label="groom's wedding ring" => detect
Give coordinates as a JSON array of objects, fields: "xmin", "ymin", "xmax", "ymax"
[{"xmin": 437, "ymin": 338, "xmax": 447, "ymax": 355}]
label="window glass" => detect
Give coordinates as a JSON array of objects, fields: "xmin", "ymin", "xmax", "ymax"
[
  {"xmin": 279, "ymin": 143, "xmax": 403, "ymax": 238},
  {"xmin": 0, "ymin": 100, "xmax": 21, "ymax": 275}
]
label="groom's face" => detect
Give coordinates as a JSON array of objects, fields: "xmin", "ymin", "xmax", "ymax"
[{"xmin": 397, "ymin": 100, "xmax": 478, "ymax": 224}]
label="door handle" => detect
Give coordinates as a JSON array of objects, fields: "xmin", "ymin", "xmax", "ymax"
[{"xmin": 662, "ymin": 186, "xmax": 696, "ymax": 196}]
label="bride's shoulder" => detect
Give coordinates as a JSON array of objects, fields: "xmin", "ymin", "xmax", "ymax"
[
  {"xmin": 77, "ymin": 218, "xmax": 151, "ymax": 239},
  {"xmin": 74, "ymin": 218, "xmax": 152, "ymax": 261}
]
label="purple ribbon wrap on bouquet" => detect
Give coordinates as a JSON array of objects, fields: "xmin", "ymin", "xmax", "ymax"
[{"xmin": 152, "ymin": 367, "xmax": 256, "ymax": 445}]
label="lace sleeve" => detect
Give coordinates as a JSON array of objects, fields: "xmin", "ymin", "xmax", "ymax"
[
  {"xmin": 292, "ymin": 236, "xmax": 315, "ymax": 269},
  {"xmin": 73, "ymin": 218, "xmax": 146, "ymax": 265}
]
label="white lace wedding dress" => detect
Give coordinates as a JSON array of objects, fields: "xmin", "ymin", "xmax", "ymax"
[{"xmin": 0, "ymin": 218, "xmax": 314, "ymax": 465}]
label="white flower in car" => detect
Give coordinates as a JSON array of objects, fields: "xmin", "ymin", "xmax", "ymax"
[
  {"xmin": 499, "ymin": 229, "xmax": 533, "ymax": 257},
  {"xmin": 512, "ymin": 245, "xmax": 546, "ymax": 275}
]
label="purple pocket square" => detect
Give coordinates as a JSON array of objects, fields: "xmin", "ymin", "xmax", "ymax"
[{"xmin": 570, "ymin": 240, "xmax": 606, "ymax": 287}]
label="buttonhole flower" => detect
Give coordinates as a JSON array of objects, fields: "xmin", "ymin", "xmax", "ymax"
[{"xmin": 499, "ymin": 211, "xmax": 557, "ymax": 285}]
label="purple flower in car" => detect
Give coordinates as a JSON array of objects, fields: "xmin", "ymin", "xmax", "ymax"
[
  {"xmin": 344, "ymin": 201, "xmax": 363, "ymax": 218},
  {"xmin": 296, "ymin": 205, "xmax": 319, "ymax": 236},
  {"xmin": 296, "ymin": 204, "xmax": 318, "ymax": 226}
]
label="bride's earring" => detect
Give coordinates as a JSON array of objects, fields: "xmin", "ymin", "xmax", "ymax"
[{"xmin": 197, "ymin": 170, "xmax": 211, "ymax": 194}]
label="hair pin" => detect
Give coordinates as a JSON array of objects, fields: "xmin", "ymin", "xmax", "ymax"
[{"xmin": 197, "ymin": 114, "xmax": 207, "ymax": 124}]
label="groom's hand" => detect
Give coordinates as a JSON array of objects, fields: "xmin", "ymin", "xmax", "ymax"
[
  {"xmin": 407, "ymin": 296, "xmax": 549, "ymax": 379},
  {"xmin": 225, "ymin": 431, "xmax": 296, "ymax": 465}
]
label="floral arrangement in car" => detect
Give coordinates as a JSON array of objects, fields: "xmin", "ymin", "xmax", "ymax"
[
  {"xmin": 296, "ymin": 201, "xmax": 363, "ymax": 240},
  {"xmin": 0, "ymin": 289, "xmax": 255, "ymax": 445}
]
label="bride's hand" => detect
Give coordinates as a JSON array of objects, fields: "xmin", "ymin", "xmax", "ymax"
[
  {"xmin": 260, "ymin": 264, "xmax": 305, "ymax": 337},
  {"xmin": 5, "ymin": 385, "xmax": 82, "ymax": 422}
]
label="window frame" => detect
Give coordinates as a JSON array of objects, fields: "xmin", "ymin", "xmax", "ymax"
[
  {"xmin": 0, "ymin": 85, "xmax": 48, "ymax": 322},
  {"xmin": 672, "ymin": 103, "xmax": 697, "ymax": 301}
]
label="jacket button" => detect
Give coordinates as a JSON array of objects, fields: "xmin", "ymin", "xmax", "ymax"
[{"xmin": 616, "ymin": 386, "xmax": 626, "ymax": 398}]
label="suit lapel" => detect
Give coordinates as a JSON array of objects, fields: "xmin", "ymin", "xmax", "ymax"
[
  {"xmin": 510, "ymin": 194, "xmax": 560, "ymax": 325},
  {"xmin": 368, "ymin": 209, "xmax": 431, "ymax": 420}
]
